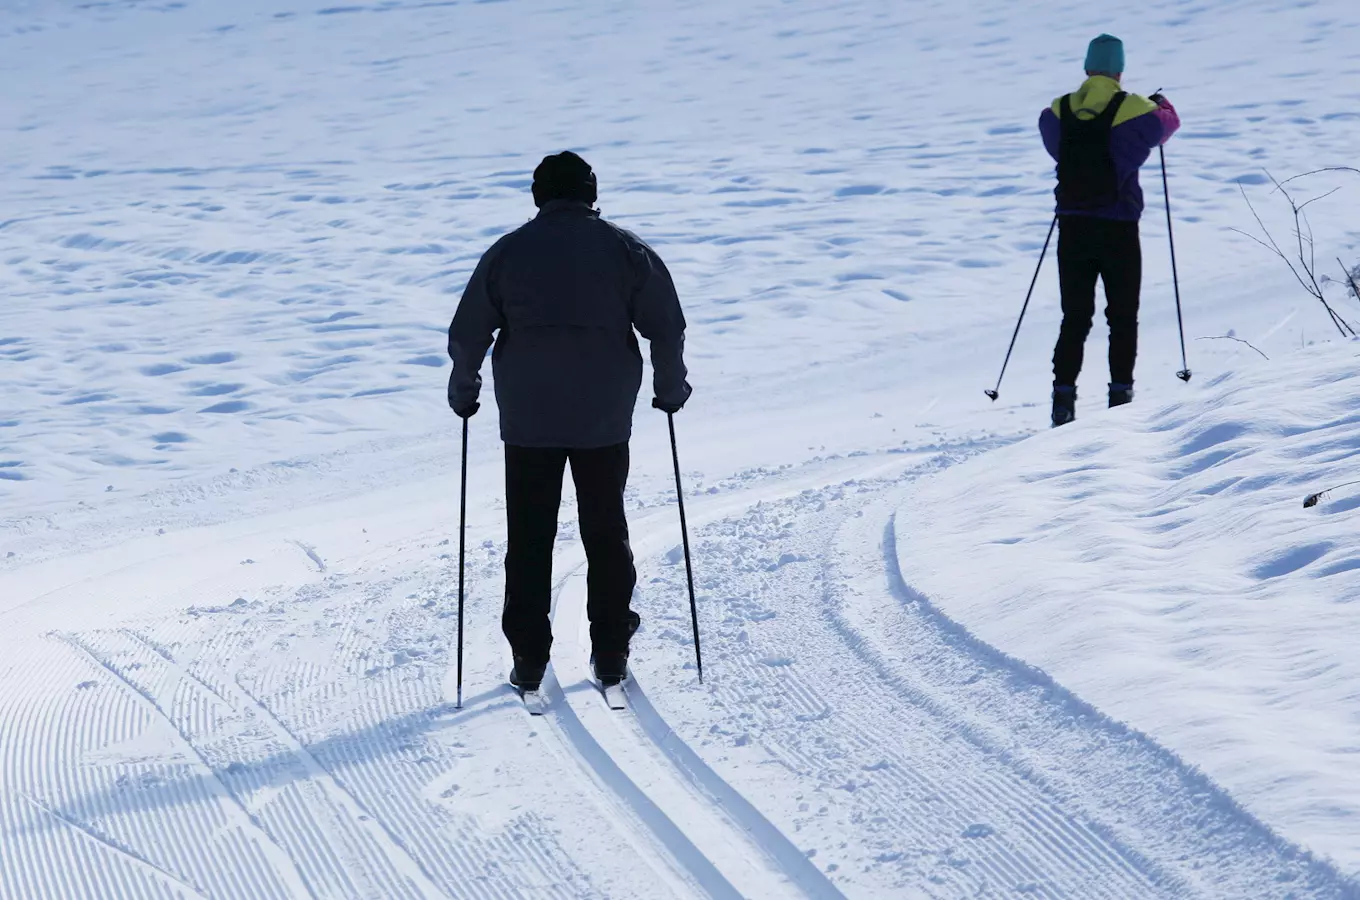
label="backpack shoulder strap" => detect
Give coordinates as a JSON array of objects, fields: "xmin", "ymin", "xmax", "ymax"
[
  {"xmin": 1059, "ymin": 94, "xmax": 1074, "ymax": 122},
  {"xmin": 1098, "ymin": 91, "xmax": 1128, "ymax": 125}
]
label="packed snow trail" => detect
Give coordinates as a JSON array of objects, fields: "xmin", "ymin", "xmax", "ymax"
[
  {"xmin": 0, "ymin": 483, "xmax": 663, "ymax": 899},
  {"xmin": 5, "ymin": 440, "xmax": 1359, "ymax": 898},
  {"xmin": 898, "ymin": 344, "xmax": 1360, "ymax": 878},
  {"xmin": 540, "ymin": 459, "xmax": 915, "ymax": 900},
  {"xmin": 629, "ymin": 455, "xmax": 1357, "ymax": 898}
]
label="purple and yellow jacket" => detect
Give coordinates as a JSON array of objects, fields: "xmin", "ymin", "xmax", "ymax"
[{"xmin": 1038, "ymin": 75, "xmax": 1181, "ymax": 221}]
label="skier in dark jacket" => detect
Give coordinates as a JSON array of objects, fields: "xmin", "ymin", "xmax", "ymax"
[
  {"xmin": 447, "ymin": 151, "xmax": 692, "ymax": 692},
  {"xmin": 1039, "ymin": 34, "xmax": 1180, "ymax": 426}
]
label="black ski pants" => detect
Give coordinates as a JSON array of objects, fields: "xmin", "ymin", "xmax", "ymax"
[
  {"xmin": 1052, "ymin": 216, "xmax": 1142, "ymax": 388},
  {"xmin": 502, "ymin": 442, "xmax": 637, "ymax": 666}
]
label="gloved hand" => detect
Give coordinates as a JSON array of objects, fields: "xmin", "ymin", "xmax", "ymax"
[
  {"xmin": 1150, "ymin": 92, "xmax": 1171, "ymax": 109},
  {"xmin": 652, "ymin": 397, "xmax": 684, "ymax": 415},
  {"xmin": 450, "ymin": 399, "xmax": 480, "ymax": 419}
]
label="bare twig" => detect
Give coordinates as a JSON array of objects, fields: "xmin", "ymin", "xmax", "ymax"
[
  {"xmin": 1237, "ymin": 185, "xmax": 1308, "ymax": 293},
  {"xmin": 1269, "ymin": 173, "xmax": 1333, "ymax": 307},
  {"xmin": 1237, "ymin": 174, "xmax": 1355, "ymax": 337},
  {"xmin": 1227, "ymin": 226, "xmax": 1281, "ymax": 256},
  {"xmin": 1340, "ymin": 258, "xmax": 1360, "ymax": 306},
  {"xmin": 1296, "ymin": 186, "xmax": 1342, "ymax": 213},
  {"xmin": 1275, "ymin": 167, "xmax": 1360, "ymax": 191},
  {"xmin": 1304, "ymin": 479, "xmax": 1360, "ymax": 509},
  {"xmin": 1195, "ymin": 334, "xmax": 1269, "ymax": 359}
]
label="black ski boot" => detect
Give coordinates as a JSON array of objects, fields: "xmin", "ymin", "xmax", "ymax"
[
  {"xmin": 591, "ymin": 652, "xmax": 628, "ymax": 687},
  {"xmin": 591, "ymin": 611, "xmax": 638, "ymax": 687},
  {"xmin": 1051, "ymin": 385, "xmax": 1076, "ymax": 428},
  {"xmin": 1109, "ymin": 383, "xmax": 1134, "ymax": 408},
  {"xmin": 509, "ymin": 656, "xmax": 547, "ymax": 693}
]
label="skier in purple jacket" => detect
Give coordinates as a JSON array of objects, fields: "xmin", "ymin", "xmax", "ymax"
[{"xmin": 1039, "ymin": 34, "xmax": 1180, "ymax": 426}]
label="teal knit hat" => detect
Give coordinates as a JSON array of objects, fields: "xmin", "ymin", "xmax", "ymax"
[{"xmin": 1085, "ymin": 34, "xmax": 1125, "ymax": 75}]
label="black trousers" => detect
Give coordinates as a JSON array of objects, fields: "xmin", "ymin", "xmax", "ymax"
[
  {"xmin": 502, "ymin": 443, "xmax": 637, "ymax": 666},
  {"xmin": 1052, "ymin": 216, "xmax": 1142, "ymax": 388}
]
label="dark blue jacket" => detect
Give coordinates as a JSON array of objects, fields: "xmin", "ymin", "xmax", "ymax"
[{"xmin": 448, "ymin": 201, "xmax": 690, "ymax": 448}]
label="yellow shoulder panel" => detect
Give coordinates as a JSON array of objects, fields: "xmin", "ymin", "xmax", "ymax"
[
  {"xmin": 1113, "ymin": 93, "xmax": 1158, "ymax": 127},
  {"xmin": 1049, "ymin": 90, "xmax": 1157, "ymax": 125}
]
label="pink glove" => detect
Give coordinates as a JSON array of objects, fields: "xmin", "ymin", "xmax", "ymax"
[{"xmin": 1149, "ymin": 94, "xmax": 1180, "ymax": 143}]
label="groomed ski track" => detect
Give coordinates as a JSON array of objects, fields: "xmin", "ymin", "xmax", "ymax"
[
  {"xmin": 3, "ymin": 447, "xmax": 1358, "ymax": 898},
  {"xmin": 543, "ymin": 451, "xmax": 1359, "ymax": 899},
  {"xmin": 537, "ymin": 461, "xmax": 906, "ymax": 900}
]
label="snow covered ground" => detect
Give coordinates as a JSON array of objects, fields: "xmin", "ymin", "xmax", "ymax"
[
  {"xmin": 898, "ymin": 342, "xmax": 1360, "ymax": 875},
  {"xmin": 3, "ymin": 0, "xmax": 1360, "ymax": 897}
]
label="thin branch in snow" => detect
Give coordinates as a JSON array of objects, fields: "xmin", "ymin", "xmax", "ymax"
[
  {"xmin": 1304, "ymin": 480, "xmax": 1360, "ymax": 509},
  {"xmin": 1236, "ymin": 175, "xmax": 1356, "ymax": 338},
  {"xmin": 1274, "ymin": 167, "xmax": 1360, "ymax": 191},
  {"xmin": 1339, "ymin": 258, "xmax": 1360, "ymax": 306},
  {"xmin": 1195, "ymin": 335, "xmax": 1269, "ymax": 360},
  {"xmin": 1267, "ymin": 172, "xmax": 1332, "ymax": 311},
  {"xmin": 1228, "ymin": 227, "xmax": 1281, "ymax": 257},
  {"xmin": 1296, "ymin": 186, "xmax": 1341, "ymax": 213}
]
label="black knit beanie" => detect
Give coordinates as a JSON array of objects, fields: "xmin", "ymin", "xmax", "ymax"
[{"xmin": 531, "ymin": 151, "xmax": 598, "ymax": 208}]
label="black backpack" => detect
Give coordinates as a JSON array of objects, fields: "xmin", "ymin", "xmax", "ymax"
[{"xmin": 1055, "ymin": 91, "xmax": 1127, "ymax": 211}]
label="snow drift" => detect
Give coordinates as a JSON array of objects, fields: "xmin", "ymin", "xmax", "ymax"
[{"xmin": 898, "ymin": 340, "xmax": 1360, "ymax": 873}]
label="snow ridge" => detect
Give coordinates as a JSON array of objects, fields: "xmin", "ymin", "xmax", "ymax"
[{"xmin": 900, "ymin": 343, "xmax": 1360, "ymax": 878}]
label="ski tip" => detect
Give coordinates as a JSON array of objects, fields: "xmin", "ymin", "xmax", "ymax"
[{"xmin": 521, "ymin": 689, "xmax": 548, "ymax": 715}]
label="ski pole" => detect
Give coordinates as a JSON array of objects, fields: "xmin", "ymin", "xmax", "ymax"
[
  {"xmin": 985, "ymin": 215, "xmax": 1057, "ymax": 401},
  {"xmin": 665, "ymin": 412, "xmax": 704, "ymax": 684},
  {"xmin": 456, "ymin": 416, "xmax": 468, "ymax": 708},
  {"xmin": 1160, "ymin": 145, "xmax": 1192, "ymax": 382}
]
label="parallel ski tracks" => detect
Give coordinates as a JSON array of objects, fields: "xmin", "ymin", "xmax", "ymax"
[
  {"xmin": 0, "ymin": 448, "xmax": 952, "ymax": 897},
  {"xmin": 632, "ymin": 471, "xmax": 1360, "ymax": 898},
  {"xmin": 53, "ymin": 631, "xmax": 317, "ymax": 899},
  {"xmin": 544, "ymin": 572, "xmax": 836, "ymax": 900},
  {"xmin": 19, "ymin": 791, "xmax": 213, "ymax": 900},
  {"xmin": 8, "ymin": 599, "xmax": 588, "ymax": 899},
  {"xmin": 116, "ymin": 628, "xmax": 451, "ymax": 900},
  {"xmin": 534, "ymin": 457, "xmax": 921, "ymax": 900},
  {"xmin": 8, "ymin": 444, "xmax": 1349, "ymax": 898}
]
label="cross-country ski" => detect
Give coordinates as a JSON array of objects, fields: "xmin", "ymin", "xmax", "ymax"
[
  {"xmin": 602, "ymin": 683, "xmax": 627, "ymax": 711},
  {"xmin": 521, "ymin": 689, "xmax": 549, "ymax": 716}
]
